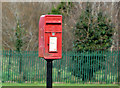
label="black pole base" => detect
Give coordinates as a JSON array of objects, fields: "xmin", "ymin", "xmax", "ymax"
[{"xmin": 46, "ymin": 60, "xmax": 52, "ymax": 88}]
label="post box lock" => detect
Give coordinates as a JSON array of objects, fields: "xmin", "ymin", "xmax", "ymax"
[{"xmin": 52, "ymin": 32, "xmax": 55, "ymax": 36}]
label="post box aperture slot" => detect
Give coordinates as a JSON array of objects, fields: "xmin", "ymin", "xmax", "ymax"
[
  {"xmin": 49, "ymin": 37, "xmax": 57, "ymax": 52},
  {"xmin": 45, "ymin": 23, "xmax": 62, "ymax": 32},
  {"xmin": 46, "ymin": 23, "xmax": 61, "ymax": 25}
]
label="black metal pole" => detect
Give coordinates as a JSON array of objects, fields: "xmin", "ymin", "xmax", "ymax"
[{"xmin": 47, "ymin": 60, "xmax": 52, "ymax": 88}]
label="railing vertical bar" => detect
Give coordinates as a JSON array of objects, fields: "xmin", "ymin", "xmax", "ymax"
[
  {"xmin": 42, "ymin": 57, "xmax": 44, "ymax": 83},
  {"xmin": 17, "ymin": 51, "xmax": 19, "ymax": 83},
  {"xmin": 45, "ymin": 58, "xmax": 46, "ymax": 83},
  {"xmin": 109, "ymin": 51, "xmax": 110, "ymax": 83},
  {"xmin": 116, "ymin": 50, "xmax": 117, "ymax": 83},
  {"xmin": 2, "ymin": 50, "xmax": 4, "ymax": 82},
  {"xmin": 94, "ymin": 50, "xmax": 96, "ymax": 83},
  {"xmin": 39, "ymin": 54, "xmax": 40, "ymax": 83},
  {"xmin": 102, "ymin": 50, "xmax": 103, "ymax": 83},
  {"xmin": 96, "ymin": 50, "xmax": 98, "ymax": 82},
  {"xmin": 32, "ymin": 51, "xmax": 33, "ymax": 83},
  {"xmin": 111, "ymin": 50, "xmax": 113, "ymax": 83},
  {"xmin": 9, "ymin": 50, "xmax": 11, "ymax": 82},
  {"xmin": 54, "ymin": 60, "xmax": 56, "ymax": 83},
  {"xmin": 53, "ymin": 60, "xmax": 55, "ymax": 82},
  {"xmin": 88, "ymin": 50, "xmax": 91, "ymax": 82},
  {"xmin": 7, "ymin": 50, "xmax": 9, "ymax": 82},
  {"xmin": 106, "ymin": 52, "xmax": 109, "ymax": 83},
  {"xmin": 14, "ymin": 51, "xmax": 16, "ymax": 82},
  {"xmin": 73, "ymin": 51, "xmax": 74, "ymax": 83},
  {"xmin": 21, "ymin": 51, "xmax": 25, "ymax": 82},
  {"xmin": 30, "ymin": 51, "xmax": 32, "ymax": 83},
  {"xmin": 11, "ymin": 50, "xmax": 13, "ymax": 82},
  {"xmin": 77, "ymin": 51, "xmax": 79, "ymax": 83},
  {"xmin": 2, "ymin": 50, "xmax": 3, "ymax": 82},
  {"xmin": 29, "ymin": 51, "xmax": 31, "ymax": 82},
  {"xmin": 95, "ymin": 50, "xmax": 97, "ymax": 83},
  {"xmin": 13, "ymin": 50, "xmax": 14, "ymax": 82},
  {"xmin": 72, "ymin": 51, "xmax": 73, "ymax": 83},
  {"xmin": 7, "ymin": 51, "xmax": 9, "ymax": 82},
  {"xmin": 85, "ymin": 51, "xmax": 87, "ymax": 82},
  {"xmin": 83, "ymin": 51, "xmax": 85, "ymax": 83},
  {"xmin": 99, "ymin": 50, "xmax": 101, "ymax": 83},
  {"xmin": 21, "ymin": 51, "xmax": 23, "ymax": 83},
  {"xmin": 98, "ymin": 50, "xmax": 100, "ymax": 83},
  {"xmin": 78, "ymin": 51, "xmax": 79, "ymax": 84},
  {"xmin": 86, "ymin": 51, "xmax": 89, "ymax": 82},
  {"xmin": 26, "ymin": 51, "xmax": 28, "ymax": 83},
  {"xmin": 97, "ymin": 50, "xmax": 99, "ymax": 83},
  {"xmin": 92, "ymin": 50, "xmax": 94, "ymax": 83},
  {"xmin": 5, "ymin": 50, "xmax": 7, "ymax": 82},
  {"xmin": 35, "ymin": 51, "xmax": 39, "ymax": 83},
  {"xmin": 35, "ymin": 51, "xmax": 36, "ymax": 82},
  {"xmin": 69, "ymin": 52, "xmax": 73, "ymax": 82},
  {"xmin": 113, "ymin": 51, "xmax": 115, "ymax": 82},
  {"xmin": 25, "ymin": 51, "xmax": 26, "ymax": 83},
  {"xmin": 5, "ymin": 51, "xmax": 7, "ymax": 81},
  {"xmin": 57, "ymin": 59, "xmax": 59, "ymax": 83},
  {"xmin": 31, "ymin": 51, "xmax": 32, "ymax": 83},
  {"xmin": 81, "ymin": 51, "xmax": 83, "ymax": 83},
  {"xmin": 38, "ymin": 56, "xmax": 39, "ymax": 83},
  {"xmin": 28, "ymin": 51, "xmax": 29, "ymax": 82},
  {"xmin": 75, "ymin": 51, "xmax": 77, "ymax": 83},
  {"xmin": 15, "ymin": 51, "xmax": 16, "ymax": 82},
  {"xmin": 36, "ymin": 51, "xmax": 38, "ymax": 82},
  {"xmin": 44, "ymin": 60, "xmax": 46, "ymax": 82},
  {"xmin": 53, "ymin": 60, "xmax": 54, "ymax": 83},
  {"xmin": 43, "ymin": 58, "xmax": 44, "ymax": 83},
  {"xmin": 80, "ymin": 51, "xmax": 81, "ymax": 84},
  {"xmin": 66, "ymin": 51, "xmax": 67, "ymax": 83},
  {"xmin": 90, "ymin": 50, "xmax": 92, "ymax": 83},
  {"xmin": 57, "ymin": 59, "xmax": 58, "ymax": 83},
  {"xmin": 68, "ymin": 52, "xmax": 70, "ymax": 83},
  {"xmin": 41, "ymin": 58, "xmax": 43, "ymax": 83},
  {"xmin": 103, "ymin": 50, "xmax": 105, "ymax": 83},
  {"xmin": 40, "ymin": 57, "xmax": 42, "ymax": 83},
  {"xmin": 95, "ymin": 51, "xmax": 98, "ymax": 82},
  {"xmin": 82, "ymin": 51, "xmax": 83, "ymax": 83},
  {"xmin": 67, "ymin": 51, "xmax": 69, "ymax": 83}
]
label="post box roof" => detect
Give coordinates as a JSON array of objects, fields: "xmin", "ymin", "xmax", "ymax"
[{"xmin": 41, "ymin": 15, "xmax": 62, "ymax": 17}]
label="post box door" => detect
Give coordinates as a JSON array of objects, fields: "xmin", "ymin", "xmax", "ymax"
[{"xmin": 44, "ymin": 32, "xmax": 62, "ymax": 59}]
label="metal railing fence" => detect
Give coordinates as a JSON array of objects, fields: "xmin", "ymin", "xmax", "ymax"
[{"xmin": 2, "ymin": 50, "xmax": 119, "ymax": 84}]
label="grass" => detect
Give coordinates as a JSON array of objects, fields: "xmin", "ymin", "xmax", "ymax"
[{"xmin": 1, "ymin": 83, "xmax": 119, "ymax": 86}]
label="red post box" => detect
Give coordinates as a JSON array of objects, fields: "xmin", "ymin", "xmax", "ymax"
[{"xmin": 39, "ymin": 15, "xmax": 62, "ymax": 59}]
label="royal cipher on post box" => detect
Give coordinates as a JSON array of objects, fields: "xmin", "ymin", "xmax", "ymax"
[{"xmin": 39, "ymin": 15, "xmax": 62, "ymax": 59}]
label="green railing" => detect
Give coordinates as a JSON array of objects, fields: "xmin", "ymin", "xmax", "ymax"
[{"xmin": 2, "ymin": 50, "xmax": 119, "ymax": 84}]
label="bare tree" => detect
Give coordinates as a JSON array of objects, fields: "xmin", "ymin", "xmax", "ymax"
[{"xmin": 2, "ymin": 2, "xmax": 119, "ymax": 51}]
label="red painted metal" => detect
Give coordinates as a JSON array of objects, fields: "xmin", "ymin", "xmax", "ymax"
[{"xmin": 39, "ymin": 15, "xmax": 62, "ymax": 59}]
